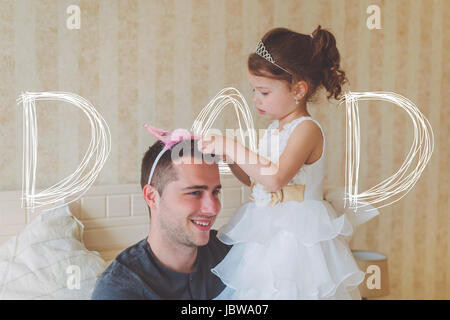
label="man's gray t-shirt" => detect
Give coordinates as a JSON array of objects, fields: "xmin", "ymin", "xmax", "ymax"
[{"xmin": 91, "ymin": 230, "xmax": 231, "ymax": 300}]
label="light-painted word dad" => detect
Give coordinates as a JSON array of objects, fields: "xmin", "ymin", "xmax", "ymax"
[{"xmin": 17, "ymin": 90, "xmax": 433, "ymax": 213}]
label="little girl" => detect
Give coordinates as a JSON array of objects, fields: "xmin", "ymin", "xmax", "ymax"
[{"xmin": 198, "ymin": 26, "xmax": 371, "ymax": 299}]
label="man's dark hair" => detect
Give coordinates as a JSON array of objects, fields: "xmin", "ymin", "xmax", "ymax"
[{"xmin": 140, "ymin": 139, "xmax": 219, "ymax": 214}]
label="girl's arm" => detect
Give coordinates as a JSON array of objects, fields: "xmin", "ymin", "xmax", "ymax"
[
  {"xmin": 226, "ymin": 161, "xmax": 251, "ymax": 186},
  {"xmin": 199, "ymin": 121, "xmax": 322, "ymax": 192},
  {"xmin": 233, "ymin": 121, "xmax": 322, "ymax": 191}
]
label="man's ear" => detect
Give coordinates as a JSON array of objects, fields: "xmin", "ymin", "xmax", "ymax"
[
  {"xmin": 143, "ymin": 184, "xmax": 160, "ymax": 212},
  {"xmin": 293, "ymin": 80, "xmax": 309, "ymax": 100}
]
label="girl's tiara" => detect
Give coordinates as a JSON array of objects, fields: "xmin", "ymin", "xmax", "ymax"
[
  {"xmin": 255, "ymin": 34, "xmax": 313, "ymax": 75},
  {"xmin": 255, "ymin": 40, "xmax": 292, "ymax": 75}
]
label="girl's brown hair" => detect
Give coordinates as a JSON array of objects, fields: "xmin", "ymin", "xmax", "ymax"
[{"xmin": 248, "ymin": 26, "xmax": 347, "ymax": 100}]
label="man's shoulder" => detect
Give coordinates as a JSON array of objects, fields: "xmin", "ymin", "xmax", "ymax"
[
  {"xmin": 103, "ymin": 239, "xmax": 147, "ymax": 273},
  {"xmin": 116, "ymin": 238, "xmax": 148, "ymax": 262},
  {"xmin": 91, "ymin": 239, "xmax": 152, "ymax": 300}
]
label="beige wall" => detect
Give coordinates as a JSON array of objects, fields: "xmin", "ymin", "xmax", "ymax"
[{"xmin": 0, "ymin": 0, "xmax": 448, "ymax": 299}]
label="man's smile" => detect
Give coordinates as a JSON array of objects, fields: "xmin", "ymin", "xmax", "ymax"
[{"xmin": 190, "ymin": 217, "xmax": 214, "ymax": 231}]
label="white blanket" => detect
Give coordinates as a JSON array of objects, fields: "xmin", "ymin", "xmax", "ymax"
[{"xmin": 0, "ymin": 204, "xmax": 107, "ymax": 299}]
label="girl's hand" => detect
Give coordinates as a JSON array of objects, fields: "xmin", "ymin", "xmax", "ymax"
[{"xmin": 197, "ymin": 133, "xmax": 232, "ymax": 157}]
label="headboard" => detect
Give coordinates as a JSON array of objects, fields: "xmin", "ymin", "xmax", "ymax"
[{"xmin": 0, "ymin": 176, "xmax": 251, "ymax": 262}]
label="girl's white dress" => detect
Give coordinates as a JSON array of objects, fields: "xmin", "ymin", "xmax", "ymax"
[{"xmin": 212, "ymin": 116, "xmax": 379, "ymax": 300}]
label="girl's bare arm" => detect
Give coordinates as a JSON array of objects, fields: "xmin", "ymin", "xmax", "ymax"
[{"xmin": 226, "ymin": 161, "xmax": 251, "ymax": 186}]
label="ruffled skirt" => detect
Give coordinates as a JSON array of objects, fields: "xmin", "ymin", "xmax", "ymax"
[{"xmin": 212, "ymin": 200, "xmax": 369, "ymax": 300}]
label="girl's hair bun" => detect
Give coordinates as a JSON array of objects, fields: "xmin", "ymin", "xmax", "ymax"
[{"xmin": 310, "ymin": 25, "xmax": 347, "ymax": 99}]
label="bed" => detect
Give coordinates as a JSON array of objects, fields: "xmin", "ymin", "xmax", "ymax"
[{"xmin": 0, "ymin": 176, "xmax": 250, "ymax": 299}]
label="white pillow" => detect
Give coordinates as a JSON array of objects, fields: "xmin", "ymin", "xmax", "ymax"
[{"xmin": 0, "ymin": 203, "xmax": 107, "ymax": 299}]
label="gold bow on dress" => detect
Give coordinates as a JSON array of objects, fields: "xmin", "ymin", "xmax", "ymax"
[{"xmin": 249, "ymin": 182, "xmax": 305, "ymax": 207}]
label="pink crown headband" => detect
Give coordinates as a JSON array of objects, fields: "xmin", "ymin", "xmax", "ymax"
[{"xmin": 144, "ymin": 124, "xmax": 200, "ymax": 185}]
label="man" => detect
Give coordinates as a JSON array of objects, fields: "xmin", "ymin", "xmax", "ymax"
[{"xmin": 92, "ymin": 139, "xmax": 231, "ymax": 299}]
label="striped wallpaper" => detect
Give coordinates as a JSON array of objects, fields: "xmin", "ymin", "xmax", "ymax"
[{"xmin": 0, "ymin": 0, "xmax": 448, "ymax": 299}]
